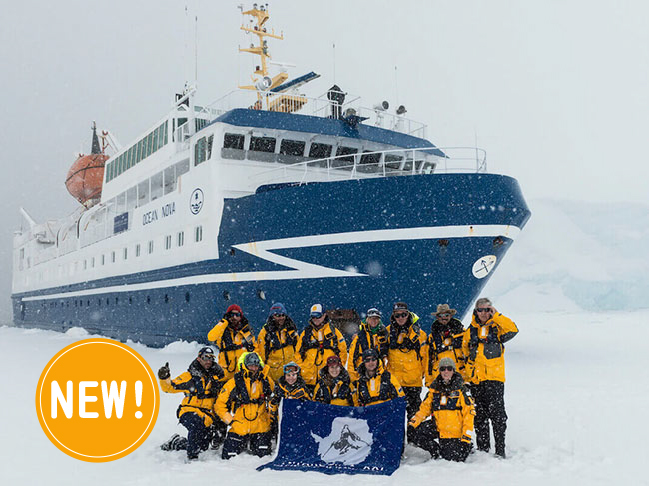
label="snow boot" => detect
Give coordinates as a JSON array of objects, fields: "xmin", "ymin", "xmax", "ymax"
[{"xmin": 160, "ymin": 433, "xmax": 187, "ymax": 451}]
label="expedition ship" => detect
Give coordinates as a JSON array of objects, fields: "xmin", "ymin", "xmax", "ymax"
[{"xmin": 12, "ymin": 5, "xmax": 530, "ymax": 346}]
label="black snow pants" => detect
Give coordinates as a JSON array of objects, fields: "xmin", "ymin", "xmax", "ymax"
[{"xmin": 471, "ymin": 380, "xmax": 507, "ymax": 455}]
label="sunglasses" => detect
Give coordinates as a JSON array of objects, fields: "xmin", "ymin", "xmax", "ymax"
[
  {"xmin": 438, "ymin": 313, "xmax": 451, "ymax": 318},
  {"xmin": 364, "ymin": 357, "xmax": 377, "ymax": 362},
  {"xmin": 230, "ymin": 312, "xmax": 242, "ymax": 317},
  {"xmin": 394, "ymin": 312, "xmax": 408, "ymax": 318},
  {"xmin": 476, "ymin": 308, "xmax": 491, "ymax": 313},
  {"xmin": 311, "ymin": 313, "xmax": 324, "ymax": 319},
  {"xmin": 272, "ymin": 313, "xmax": 286, "ymax": 317},
  {"xmin": 200, "ymin": 354, "xmax": 216, "ymax": 361},
  {"xmin": 439, "ymin": 366, "xmax": 454, "ymax": 372}
]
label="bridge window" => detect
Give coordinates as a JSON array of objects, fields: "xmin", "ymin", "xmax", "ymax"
[
  {"xmin": 148, "ymin": 240, "xmax": 154, "ymax": 254},
  {"xmin": 136, "ymin": 244, "xmax": 141, "ymax": 257},
  {"xmin": 177, "ymin": 231, "xmax": 184, "ymax": 247},
  {"xmin": 224, "ymin": 133, "xmax": 245, "ymax": 149},
  {"xmin": 250, "ymin": 136, "xmax": 276, "ymax": 153},
  {"xmin": 195, "ymin": 225, "xmax": 203, "ymax": 242},
  {"xmin": 358, "ymin": 151, "xmax": 381, "ymax": 173},
  {"xmin": 308, "ymin": 142, "xmax": 332, "ymax": 159},
  {"xmin": 280, "ymin": 139, "xmax": 305, "ymax": 156},
  {"xmin": 333, "ymin": 146, "xmax": 358, "ymax": 169},
  {"xmin": 384, "ymin": 154, "xmax": 403, "ymax": 175},
  {"xmin": 165, "ymin": 235, "xmax": 172, "ymax": 250}
]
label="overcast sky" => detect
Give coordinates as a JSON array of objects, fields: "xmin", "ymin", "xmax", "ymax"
[{"xmin": 0, "ymin": 0, "xmax": 647, "ymax": 315}]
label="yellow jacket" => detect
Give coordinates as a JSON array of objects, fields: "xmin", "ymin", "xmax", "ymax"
[
  {"xmin": 255, "ymin": 316, "xmax": 299, "ymax": 383},
  {"xmin": 294, "ymin": 320, "xmax": 348, "ymax": 386},
  {"xmin": 347, "ymin": 321, "xmax": 389, "ymax": 382},
  {"xmin": 462, "ymin": 312, "xmax": 519, "ymax": 384},
  {"xmin": 353, "ymin": 362, "xmax": 404, "ymax": 406},
  {"xmin": 214, "ymin": 367, "xmax": 275, "ymax": 436},
  {"xmin": 313, "ymin": 367, "xmax": 355, "ymax": 406},
  {"xmin": 268, "ymin": 375, "xmax": 311, "ymax": 416},
  {"xmin": 410, "ymin": 372, "xmax": 475, "ymax": 441},
  {"xmin": 208, "ymin": 318, "xmax": 257, "ymax": 380},
  {"xmin": 159, "ymin": 359, "xmax": 226, "ymax": 427},
  {"xmin": 424, "ymin": 317, "xmax": 467, "ymax": 386},
  {"xmin": 386, "ymin": 313, "xmax": 428, "ymax": 388}
]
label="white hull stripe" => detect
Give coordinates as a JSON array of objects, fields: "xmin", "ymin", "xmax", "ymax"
[{"xmin": 21, "ymin": 224, "xmax": 519, "ymax": 302}]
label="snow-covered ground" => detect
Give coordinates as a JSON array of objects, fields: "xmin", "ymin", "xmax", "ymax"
[{"xmin": 0, "ymin": 198, "xmax": 647, "ymax": 485}]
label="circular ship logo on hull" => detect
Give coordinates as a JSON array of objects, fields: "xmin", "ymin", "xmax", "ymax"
[
  {"xmin": 472, "ymin": 255, "xmax": 497, "ymax": 279},
  {"xmin": 190, "ymin": 188, "xmax": 204, "ymax": 215}
]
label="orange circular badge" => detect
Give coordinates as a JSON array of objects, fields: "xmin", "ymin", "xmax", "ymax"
[{"xmin": 35, "ymin": 338, "xmax": 159, "ymax": 462}]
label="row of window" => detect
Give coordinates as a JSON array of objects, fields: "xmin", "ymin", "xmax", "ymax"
[
  {"xmin": 24, "ymin": 226, "xmax": 203, "ymax": 284},
  {"xmin": 41, "ymin": 291, "xmax": 193, "ymax": 309},
  {"xmin": 105, "ymin": 120, "xmax": 169, "ymax": 183},
  {"xmin": 220, "ymin": 132, "xmax": 436, "ymax": 173},
  {"xmin": 105, "ymin": 159, "xmax": 190, "ymax": 215}
]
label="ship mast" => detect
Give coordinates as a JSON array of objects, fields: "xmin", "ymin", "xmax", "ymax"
[{"xmin": 238, "ymin": 4, "xmax": 287, "ymax": 104}]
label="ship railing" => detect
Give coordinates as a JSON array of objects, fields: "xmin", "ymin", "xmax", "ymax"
[
  {"xmin": 250, "ymin": 146, "xmax": 487, "ymax": 187},
  {"xmin": 195, "ymin": 89, "xmax": 427, "ymax": 137}
]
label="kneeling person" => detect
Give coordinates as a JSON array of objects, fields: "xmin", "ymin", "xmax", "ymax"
[
  {"xmin": 215, "ymin": 352, "xmax": 275, "ymax": 460},
  {"xmin": 158, "ymin": 347, "xmax": 226, "ymax": 461},
  {"xmin": 408, "ymin": 357, "xmax": 475, "ymax": 462}
]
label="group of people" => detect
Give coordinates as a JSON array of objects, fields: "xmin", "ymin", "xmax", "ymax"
[{"xmin": 158, "ymin": 297, "xmax": 518, "ymax": 464}]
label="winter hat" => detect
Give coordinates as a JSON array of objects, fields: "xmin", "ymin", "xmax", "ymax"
[
  {"xmin": 226, "ymin": 304, "xmax": 243, "ymax": 315},
  {"xmin": 475, "ymin": 298, "xmax": 492, "ymax": 309},
  {"xmin": 243, "ymin": 352, "xmax": 262, "ymax": 369},
  {"xmin": 362, "ymin": 348, "xmax": 379, "ymax": 361},
  {"xmin": 438, "ymin": 357, "xmax": 456, "ymax": 370},
  {"xmin": 327, "ymin": 355, "xmax": 342, "ymax": 367},
  {"xmin": 434, "ymin": 304, "xmax": 457, "ymax": 317},
  {"xmin": 198, "ymin": 347, "xmax": 215, "ymax": 359},
  {"xmin": 310, "ymin": 303, "xmax": 325, "ymax": 318},
  {"xmin": 269, "ymin": 302, "xmax": 287, "ymax": 316},
  {"xmin": 283, "ymin": 361, "xmax": 300, "ymax": 374},
  {"xmin": 392, "ymin": 302, "xmax": 409, "ymax": 314},
  {"xmin": 366, "ymin": 308, "xmax": 382, "ymax": 318}
]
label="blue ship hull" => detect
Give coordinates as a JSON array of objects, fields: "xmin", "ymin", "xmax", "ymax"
[{"xmin": 12, "ymin": 173, "xmax": 530, "ymax": 346}]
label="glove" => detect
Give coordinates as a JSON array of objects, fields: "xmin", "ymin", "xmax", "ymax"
[
  {"xmin": 158, "ymin": 362, "xmax": 170, "ymax": 380},
  {"xmin": 408, "ymin": 418, "xmax": 419, "ymax": 429}
]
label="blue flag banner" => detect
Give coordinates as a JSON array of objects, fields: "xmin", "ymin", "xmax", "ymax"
[{"xmin": 258, "ymin": 397, "xmax": 406, "ymax": 476}]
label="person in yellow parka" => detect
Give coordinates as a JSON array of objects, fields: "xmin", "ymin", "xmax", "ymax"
[
  {"xmin": 294, "ymin": 303, "xmax": 348, "ymax": 392},
  {"xmin": 207, "ymin": 304, "xmax": 256, "ymax": 381},
  {"xmin": 347, "ymin": 307, "xmax": 389, "ymax": 382},
  {"xmin": 268, "ymin": 361, "xmax": 311, "ymax": 438},
  {"xmin": 353, "ymin": 348, "xmax": 404, "ymax": 406},
  {"xmin": 424, "ymin": 304, "xmax": 466, "ymax": 386},
  {"xmin": 215, "ymin": 351, "xmax": 275, "ymax": 459},
  {"xmin": 256, "ymin": 302, "xmax": 299, "ymax": 383},
  {"xmin": 408, "ymin": 357, "xmax": 475, "ymax": 462},
  {"xmin": 462, "ymin": 297, "xmax": 518, "ymax": 458},
  {"xmin": 313, "ymin": 355, "xmax": 355, "ymax": 406},
  {"xmin": 386, "ymin": 302, "xmax": 428, "ymax": 419},
  {"xmin": 158, "ymin": 347, "xmax": 226, "ymax": 461}
]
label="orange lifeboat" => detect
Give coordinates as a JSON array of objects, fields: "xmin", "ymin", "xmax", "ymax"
[{"xmin": 65, "ymin": 123, "xmax": 109, "ymax": 206}]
